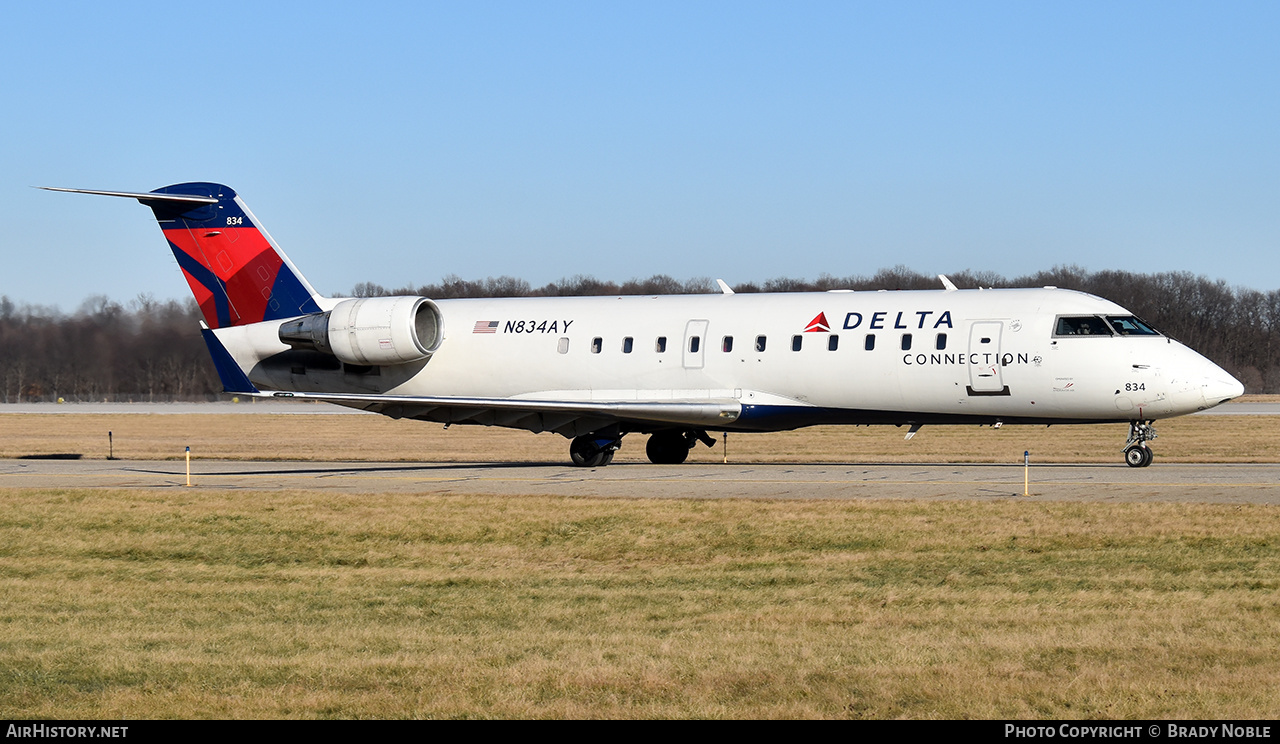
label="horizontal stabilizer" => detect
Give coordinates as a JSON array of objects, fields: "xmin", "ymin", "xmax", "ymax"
[{"xmin": 37, "ymin": 186, "xmax": 218, "ymax": 205}]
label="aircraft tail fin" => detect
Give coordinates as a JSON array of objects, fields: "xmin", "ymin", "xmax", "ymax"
[{"xmin": 41, "ymin": 183, "xmax": 323, "ymax": 329}]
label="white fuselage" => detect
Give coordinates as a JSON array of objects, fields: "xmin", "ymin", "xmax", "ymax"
[{"xmin": 224, "ymin": 286, "xmax": 1243, "ymax": 432}]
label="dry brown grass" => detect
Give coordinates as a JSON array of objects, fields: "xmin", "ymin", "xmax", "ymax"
[
  {"xmin": 1, "ymin": 410, "xmax": 1277, "ymax": 464},
  {"xmin": 1, "ymin": 489, "xmax": 1277, "ymax": 719}
]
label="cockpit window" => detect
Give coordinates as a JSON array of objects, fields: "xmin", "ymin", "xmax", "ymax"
[
  {"xmin": 1105, "ymin": 316, "xmax": 1161, "ymax": 336},
  {"xmin": 1054, "ymin": 316, "xmax": 1113, "ymax": 337}
]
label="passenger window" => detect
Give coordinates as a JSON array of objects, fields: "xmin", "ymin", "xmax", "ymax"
[
  {"xmin": 828, "ymin": 335, "xmax": 839, "ymax": 351},
  {"xmin": 791, "ymin": 335, "xmax": 803, "ymax": 351},
  {"xmin": 755, "ymin": 335, "xmax": 767, "ymax": 352},
  {"xmin": 557, "ymin": 337, "xmax": 569, "ymax": 354},
  {"xmin": 622, "ymin": 337, "xmax": 633, "ymax": 353},
  {"xmin": 936, "ymin": 333, "xmax": 947, "ymax": 350},
  {"xmin": 656, "ymin": 336, "xmax": 667, "ymax": 353},
  {"xmin": 591, "ymin": 337, "xmax": 602, "ymax": 353},
  {"xmin": 722, "ymin": 336, "xmax": 733, "ymax": 353},
  {"xmin": 1055, "ymin": 316, "xmax": 1113, "ymax": 336},
  {"xmin": 901, "ymin": 333, "xmax": 912, "ymax": 351},
  {"xmin": 689, "ymin": 336, "xmax": 700, "ymax": 353},
  {"xmin": 865, "ymin": 334, "xmax": 876, "ymax": 351}
]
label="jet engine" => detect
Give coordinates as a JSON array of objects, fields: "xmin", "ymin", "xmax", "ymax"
[{"xmin": 278, "ymin": 296, "xmax": 443, "ymax": 366}]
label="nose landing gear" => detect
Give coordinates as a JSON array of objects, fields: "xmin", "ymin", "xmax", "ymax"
[{"xmin": 1123, "ymin": 420, "xmax": 1157, "ymax": 467}]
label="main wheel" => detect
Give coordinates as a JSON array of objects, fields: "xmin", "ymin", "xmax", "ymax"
[
  {"xmin": 570, "ymin": 435, "xmax": 606, "ymax": 467},
  {"xmin": 646, "ymin": 432, "xmax": 690, "ymax": 464}
]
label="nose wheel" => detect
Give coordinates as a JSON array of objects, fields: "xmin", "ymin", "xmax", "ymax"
[
  {"xmin": 1124, "ymin": 444, "xmax": 1154, "ymax": 468},
  {"xmin": 1123, "ymin": 421, "xmax": 1157, "ymax": 468}
]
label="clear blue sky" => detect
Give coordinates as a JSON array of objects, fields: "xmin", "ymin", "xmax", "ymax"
[{"xmin": 4, "ymin": 1, "xmax": 1278, "ymax": 309}]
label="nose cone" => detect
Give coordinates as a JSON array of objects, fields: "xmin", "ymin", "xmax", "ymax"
[{"xmin": 1201, "ymin": 373, "xmax": 1245, "ymax": 409}]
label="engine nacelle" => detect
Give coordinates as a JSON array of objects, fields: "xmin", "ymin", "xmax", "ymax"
[{"xmin": 278, "ymin": 296, "xmax": 443, "ymax": 366}]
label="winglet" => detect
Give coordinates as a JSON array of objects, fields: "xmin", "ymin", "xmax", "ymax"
[
  {"xmin": 716, "ymin": 279, "xmax": 735, "ymax": 295},
  {"xmin": 938, "ymin": 275, "xmax": 958, "ymax": 291},
  {"xmin": 199, "ymin": 322, "xmax": 260, "ymax": 394}
]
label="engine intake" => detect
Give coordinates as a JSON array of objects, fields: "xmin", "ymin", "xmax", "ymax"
[{"xmin": 278, "ymin": 296, "xmax": 443, "ymax": 366}]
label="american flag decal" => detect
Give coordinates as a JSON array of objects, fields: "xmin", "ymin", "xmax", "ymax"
[{"xmin": 473, "ymin": 320, "xmax": 499, "ymax": 334}]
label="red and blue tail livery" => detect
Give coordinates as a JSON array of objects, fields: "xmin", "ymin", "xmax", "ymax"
[{"xmin": 42, "ymin": 183, "xmax": 321, "ymax": 328}]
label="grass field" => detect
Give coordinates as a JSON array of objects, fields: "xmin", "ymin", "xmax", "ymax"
[
  {"xmin": 1, "ymin": 409, "xmax": 1279, "ymax": 464},
  {"xmin": 1, "ymin": 488, "xmax": 1277, "ymax": 719},
  {"xmin": 1, "ymin": 410, "xmax": 1278, "ymax": 718}
]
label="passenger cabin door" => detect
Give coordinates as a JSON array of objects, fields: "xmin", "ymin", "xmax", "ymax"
[
  {"xmin": 683, "ymin": 319, "xmax": 709, "ymax": 369},
  {"xmin": 967, "ymin": 321, "xmax": 1008, "ymax": 395}
]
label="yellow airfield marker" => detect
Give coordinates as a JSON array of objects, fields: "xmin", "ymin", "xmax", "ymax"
[
  {"xmin": 186, "ymin": 446, "xmax": 191, "ymax": 487},
  {"xmin": 1024, "ymin": 450, "xmax": 1030, "ymax": 496}
]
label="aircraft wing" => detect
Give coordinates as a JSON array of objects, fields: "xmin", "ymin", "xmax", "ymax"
[{"xmin": 256, "ymin": 389, "xmax": 742, "ymax": 438}]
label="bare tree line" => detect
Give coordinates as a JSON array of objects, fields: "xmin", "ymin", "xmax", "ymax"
[
  {"xmin": 2, "ymin": 265, "xmax": 1277, "ymax": 401},
  {"xmin": 0, "ymin": 295, "xmax": 220, "ymax": 403}
]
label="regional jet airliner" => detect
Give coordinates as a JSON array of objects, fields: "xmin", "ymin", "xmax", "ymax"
[{"xmin": 44, "ymin": 183, "xmax": 1244, "ymax": 467}]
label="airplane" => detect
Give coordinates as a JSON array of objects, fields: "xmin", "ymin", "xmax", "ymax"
[{"xmin": 43, "ymin": 182, "xmax": 1244, "ymax": 468}]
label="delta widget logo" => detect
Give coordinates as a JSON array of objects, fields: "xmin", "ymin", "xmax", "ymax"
[{"xmin": 803, "ymin": 312, "xmax": 830, "ymax": 332}]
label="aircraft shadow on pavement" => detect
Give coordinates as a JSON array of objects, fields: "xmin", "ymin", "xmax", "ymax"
[
  {"xmin": 120, "ymin": 461, "xmax": 566, "ymax": 477},
  {"xmin": 114, "ymin": 460, "xmax": 1170, "ymax": 477}
]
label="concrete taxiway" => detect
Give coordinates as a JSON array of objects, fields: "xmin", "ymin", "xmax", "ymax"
[{"xmin": 1, "ymin": 458, "xmax": 1277, "ymax": 503}]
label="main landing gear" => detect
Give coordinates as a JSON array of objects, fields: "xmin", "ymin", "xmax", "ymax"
[
  {"xmin": 645, "ymin": 429, "xmax": 716, "ymax": 465},
  {"xmin": 1123, "ymin": 420, "xmax": 1157, "ymax": 468},
  {"xmin": 567, "ymin": 428, "xmax": 718, "ymax": 467},
  {"xmin": 569, "ymin": 430, "xmax": 622, "ymax": 468}
]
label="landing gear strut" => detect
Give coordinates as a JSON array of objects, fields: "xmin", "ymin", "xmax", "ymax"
[
  {"xmin": 569, "ymin": 431, "xmax": 622, "ymax": 467},
  {"xmin": 1123, "ymin": 420, "xmax": 1156, "ymax": 468}
]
